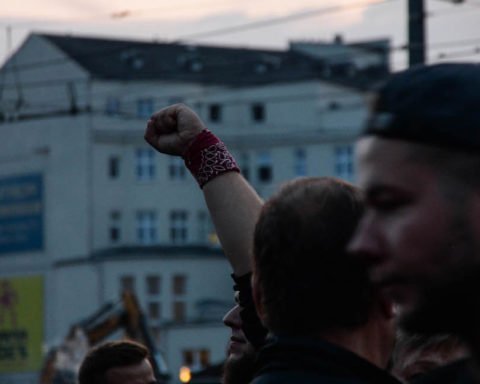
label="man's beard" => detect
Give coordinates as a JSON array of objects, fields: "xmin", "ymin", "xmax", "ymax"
[
  {"xmin": 400, "ymin": 214, "xmax": 480, "ymax": 337},
  {"xmin": 222, "ymin": 347, "xmax": 257, "ymax": 384},
  {"xmin": 400, "ymin": 266, "xmax": 480, "ymax": 335}
]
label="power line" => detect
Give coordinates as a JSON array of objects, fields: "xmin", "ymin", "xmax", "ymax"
[
  {"xmin": 1, "ymin": 0, "xmax": 399, "ymax": 73},
  {"xmin": 175, "ymin": 0, "xmax": 399, "ymax": 42},
  {"xmin": 433, "ymin": 46, "xmax": 480, "ymax": 60}
]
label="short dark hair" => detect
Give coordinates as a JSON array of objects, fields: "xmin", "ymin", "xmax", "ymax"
[
  {"xmin": 253, "ymin": 177, "xmax": 372, "ymax": 335},
  {"xmin": 78, "ymin": 340, "xmax": 149, "ymax": 384}
]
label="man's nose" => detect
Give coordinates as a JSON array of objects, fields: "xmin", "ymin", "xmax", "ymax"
[
  {"xmin": 223, "ymin": 305, "xmax": 242, "ymax": 328},
  {"xmin": 348, "ymin": 216, "xmax": 384, "ymax": 265}
]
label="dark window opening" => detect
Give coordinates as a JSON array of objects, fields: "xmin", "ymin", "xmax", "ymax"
[
  {"xmin": 109, "ymin": 157, "xmax": 120, "ymax": 178},
  {"xmin": 252, "ymin": 103, "xmax": 265, "ymax": 122},
  {"xmin": 148, "ymin": 302, "xmax": 161, "ymax": 319},
  {"xmin": 173, "ymin": 275, "xmax": 187, "ymax": 295},
  {"xmin": 110, "ymin": 227, "xmax": 120, "ymax": 242},
  {"xmin": 147, "ymin": 276, "xmax": 161, "ymax": 295},
  {"xmin": 173, "ymin": 301, "xmax": 186, "ymax": 322},
  {"xmin": 257, "ymin": 166, "xmax": 272, "ymax": 182},
  {"xmin": 209, "ymin": 104, "xmax": 222, "ymax": 122},
  {"xmin": 120, "ymin": 275, "xmax": 135, "ymax": 293}
]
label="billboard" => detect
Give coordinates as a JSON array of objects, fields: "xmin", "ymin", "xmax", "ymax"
[
  {"xmin": 0, "ymin": 174, "xmax": 43, "ymax": 254},
  {"xmin": 0, "ymin": 276, "xmax": 44, "ymax": 373}
]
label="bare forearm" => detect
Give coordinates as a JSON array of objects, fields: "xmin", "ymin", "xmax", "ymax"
[
  {"xmin": 203, "ymin": 172, "xmax": 263, "ymax": 276},
  {"xmin": 144, "ymin": 104, "xmax": 262, "ymax": 276}
]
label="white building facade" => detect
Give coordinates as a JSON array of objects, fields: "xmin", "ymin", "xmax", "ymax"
[{"xmin": 0, "ymin": 33, "xmax": 390, "ymax": 383}]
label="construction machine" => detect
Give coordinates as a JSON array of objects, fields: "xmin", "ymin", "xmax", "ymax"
[{"xmin": 39, "ymin": 291, "xmax": 169, "ymax": 384}]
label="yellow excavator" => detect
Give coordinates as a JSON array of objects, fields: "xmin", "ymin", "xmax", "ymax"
[{"xmin": 39, "ymin": 291, "xmax": 169, "ymax": 384}]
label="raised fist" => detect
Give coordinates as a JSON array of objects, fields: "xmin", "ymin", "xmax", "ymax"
[{"xmin": 144, "ymin": 103, "xmax": 206, "ymax": 156}]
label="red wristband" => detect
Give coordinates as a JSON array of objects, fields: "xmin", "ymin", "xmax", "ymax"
[{"xmin": 183, "ymin": 129, "xmax": 240, "ymax": 188}]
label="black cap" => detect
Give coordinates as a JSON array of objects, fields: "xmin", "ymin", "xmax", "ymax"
[{"xmin": 363, "ymin": 63, "xmax": 480, "ymax": 151}]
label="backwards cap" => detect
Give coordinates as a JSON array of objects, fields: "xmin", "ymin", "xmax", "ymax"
[{"xmin": 363, "ymin": 63, "xmax": 480, "ymax": 151}]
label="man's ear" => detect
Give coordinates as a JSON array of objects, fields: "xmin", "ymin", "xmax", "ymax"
[{"xmin": 252, "ymin": 273, "xmax": 266, "ymax": 324}]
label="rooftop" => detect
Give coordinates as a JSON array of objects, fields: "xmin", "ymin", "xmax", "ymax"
[{"xmin": 39, "ymin": 33, "xmax": 389, "ymax": 89}]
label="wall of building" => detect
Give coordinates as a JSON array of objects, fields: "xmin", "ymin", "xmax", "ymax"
[
  {"xmin": 1, "ymin": 34, "xmax": 90, "ymax": 118},
  {"xmin": 161, "ymin": 323, "xmax": 229, "ymax": 384},
  {"xmin": 0, "ymin": 33, "xmax": 376, "ymax": 382}
]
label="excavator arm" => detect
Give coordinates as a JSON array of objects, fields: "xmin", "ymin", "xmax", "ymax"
[{"xmin": 40, "ymin": 291, "xmax": 169, "ymax": 384}]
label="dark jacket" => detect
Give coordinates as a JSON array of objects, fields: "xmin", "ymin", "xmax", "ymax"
[{"xmin": 251, "ymin": 336, "xmax": 402, "ymax": 384}]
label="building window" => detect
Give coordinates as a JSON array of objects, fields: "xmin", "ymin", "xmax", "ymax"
[
  {"xmin": 146, "ymin": 275, "xmax": 161, "ymax": 295},
  {"xmin": 334, "ymin": 145, "xmax": 354, "ymax": 181},
  {"xmin": 109, "ymin": 156, "xmax": 120, "ymax": 179},
  {"xmin": 239, "ymin": 153, "xmax": 250, "ymax": 181},
  {"xmin": 173, "ymin": 275, "xmax": 187, "ymax": 295},
  {"xmin": 120, "ymin": 275, "xmax": 135, "ymax": 293},
  {"xmin": 173, "ymin": 301, "xmax": 186, "ymax": 322},
  {"xmin": 110, "ymin": 227, "xmax": 120, "ymax": 242},
  {"xmin": 170, "ymin": 211, "xmax": 188, "ymax": 244},
  {"xmin": 148, "ymin": 302, "xmax": 161, "ymax": 320},
  {"xmin": 251, "ymin": 103, "xmax": 265, "ymax": 122},
  {"xmin": 135, "ymin": 148, "xmax": 155, "ymax": 181},
  {"xmin": 294, "ymin": 148, "xmax": 307, "ymax": 177},
  {"xmin": 199, "ymin": 349, "xmax": 210, "ymax": 368},
  {"xmin": 169, "ymin": 157, "xmax": 186, "ymax": 180},
  {"xmin": 183, "ymin": 350, "xmax": 194, "ymax": 367},
  {"xmin": 136, "ymin": 211, "xmax": 157, "ymax": 245},
  {"xmin": 109, "ymin": 210, "xmax": 121, "ymax": 243},
  {"xmin": 208, "ymin": 104, "xmax": 222, "ymax": 122},
  {"xmin": 256, "ymin": 152, "xmax": 272, "ymax": 183},
  {"xmin": 137, "ymin": 98, "xmax": 154, "ymax": 118},
  {"xmin": 182, "ymin": 349, "xmax": 210, "ymax": 369},
  {"xmin": 106, "ymin": 97, "xmax": 121, "ymax": 115},
  {"xmin": 328, "ymin": 101, "xmax": 341, "ymax": 110},
  {"xmin": 188, "ymin": 59, "xmax": 203, "ymax": 72}
]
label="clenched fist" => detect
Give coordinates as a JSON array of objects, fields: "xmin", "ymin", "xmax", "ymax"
[{"xmin": 144, "ymin": 104, "xmax": 206, "ymax": 156}]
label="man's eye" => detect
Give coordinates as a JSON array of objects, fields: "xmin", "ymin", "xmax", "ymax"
[{"xmin": 372, "ymin": 197, "xmax": 408, "ymax": 211}]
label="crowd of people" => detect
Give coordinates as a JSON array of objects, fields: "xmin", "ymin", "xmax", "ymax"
[{"xmin": 78, "ymin": 62, "xmax": 480, "ymax": 384}]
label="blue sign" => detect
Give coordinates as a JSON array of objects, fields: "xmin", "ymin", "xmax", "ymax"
[{"xmin": 0, "ymin": 174, "xmax": 43, "ymax": 254}]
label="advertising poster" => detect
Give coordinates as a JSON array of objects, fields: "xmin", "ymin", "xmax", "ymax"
[
  {"xmin": 0, "ymin": 275, "xmax": 44, "ymax": 373},
  {"xmin": 0, "ymin": 173, "xmax": 44, "ymax": 254}
]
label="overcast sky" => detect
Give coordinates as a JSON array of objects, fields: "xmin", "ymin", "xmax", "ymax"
[{"xmin": 0, "ymin": 0, "xmax": 479, "ymax": 70}]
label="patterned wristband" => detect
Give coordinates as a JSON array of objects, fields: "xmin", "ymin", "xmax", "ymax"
[{"xmin": 183, "ymin": 129, "xmax": 240, "ymax": 188}]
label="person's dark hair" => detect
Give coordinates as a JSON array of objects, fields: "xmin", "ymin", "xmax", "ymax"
[
  {"xmin": 78, "ymin": 340, "xmax": 149, "ymax": 384},
  {"xmin": 253, "ymin": 177, "xmax": 372, "ymax": 335}
]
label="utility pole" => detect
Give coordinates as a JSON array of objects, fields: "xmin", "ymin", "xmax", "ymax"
[
  {"xmin": 408, "ymin": 0, "xmax": 426, "ymax": 67},
  {"xmin": 408, "ymin": 0, "xmax": 465, "ymax": 68}
]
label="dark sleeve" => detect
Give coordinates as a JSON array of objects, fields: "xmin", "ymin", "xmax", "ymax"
[{"xmin": 232, "ymin": 273, "xmax": 268, "ymax": 349}]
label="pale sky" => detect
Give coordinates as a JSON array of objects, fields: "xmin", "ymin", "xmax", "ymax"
[{"xmin": 0, "ymin": 0, "xmax": 479, "ymax": 69}]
